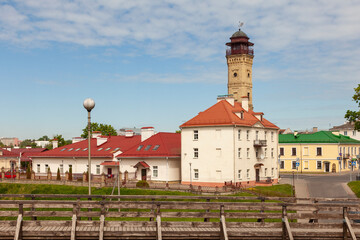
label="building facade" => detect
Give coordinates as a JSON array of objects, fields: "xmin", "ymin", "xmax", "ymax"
[
  {"xmin": 330, "ymin": 122, "xmax": 360, "ymax": 141},
  {"xmin": 279, "ymin": 131, "xmax": 360, "ymax": 173},
  {"xmin": 180, "ymin": 96, "xmax": 279, "ymax": 187}
]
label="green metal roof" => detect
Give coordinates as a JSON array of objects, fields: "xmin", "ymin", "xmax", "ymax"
[{"xmin": 279, "ymin": 131, "xmax": 360, "ymax": 144}]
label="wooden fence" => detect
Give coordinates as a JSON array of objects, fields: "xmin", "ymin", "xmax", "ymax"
[{"xmin": 0, "ymin": 194, "xmax": 359, "ymax": 239}]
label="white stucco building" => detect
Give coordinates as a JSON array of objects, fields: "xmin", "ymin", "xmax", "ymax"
[
  {"xmin": 180, "ymin": 96, "xmax": 279, "ymax": 187},
  {"xmin": 330, "ymin": 122, "xmax": 360, "ymax": 141}
]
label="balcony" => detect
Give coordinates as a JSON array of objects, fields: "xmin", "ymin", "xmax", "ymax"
[
  {"xmin": 253, "ymin": 140, "xmax": 267, "ymax": 147},
  {"xmin": 343, "ymin": 154, "xmax": 350, "ymax": 159}
]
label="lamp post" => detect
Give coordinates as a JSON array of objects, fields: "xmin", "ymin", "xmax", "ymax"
[{"xmin": 83, "ymin": 98, "xmax": 95, "ymax": 195}]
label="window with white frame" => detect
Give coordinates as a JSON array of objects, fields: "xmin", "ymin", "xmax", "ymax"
[
  {"xmin": 271, "ymin": 132, "xmax": 274, "ymax": 141},
  {"xmin": 271, "ymin": 148, "xmax": 274, "ymax": 158},
  {"xmin": 194, "ymin": 169, "xmax": 199, "ymax": 179},
  {"xmin": 238, "ymin": 170, "xmax": 242, "ymax": 180},
  {"xmin": 153, "ymin": 166, "xmax": 158, "ymax": 177},
  {"xmin": 37, "ymin": 164, "xmax": 40, "ymax": 173},
  {"xmin": 304, "ymin": 147, "xmax": 309, "ymax": 156},
  {"xmin": 193, "ymin": 148, "xmax": 198, "ymax": 158},
  {"xmin": 96, "ymin": 165, "xmax": 100, "ymax": 175},
  {"xmin": 69, "ymin": 164, "xmax": 72, "ymax": 172},
  {"xmin": 86, "ymin": 165, "xmax": 89, "ymax": 172},
  {"xmin": 264, "ymin": 148, "xmax": 267, "ymax": 157},
  {"xmin": 238, "ymin": 148, "xmax": 241, "ymax": 158},
  {"xmin": 353, "ymin": 131, "xmax": 356, "ymax": 136},
  {"xmin": 344, "ymin": 131, "xmax": 348, "ymax": 136},
  {"xmin": 246, "ymin": 169, "xmax": 250, "ymax": 178},
  {"xmin": 271, "ymin": 168, "xmax": 274, "ymax": 176},
  {"xmin": 264, "ymin": 131, "xmax": 267, "ymax": 140},
  {"xmin": 216, "ymin": 148, "xmax": 222, "ymax": 157},
  {"xmin": 316, "ymin": 147, "xmax": 322, "ymax": 156},
  {"xmin": 317, "ymin": 161, "xmax": 322, "ymax": 170},
  {"xmin": 193, "ymin": 130, "xmax": 198, "ymax": 140},
  {"xmin": 256, "ymin": 131, "xmax": 259, "ymax": 140},
  {"xmin": 265, "ymin": 168, "xmax": 267, "ymax": 176},
  {"xmin": 246, "ymin": 130, "xmax": 250, "ymax": 140},
  {"xmin": 304, "ymin": 161, "xmax": 309, "ymax": 169},
  {"xmin": 280, "ymin": 161, "xmax": 284, "ymax": 169},
  {"xmin": 292, "ymin": 161, "xmax": 297, "ymax": 169},
  {"xmin": 45, "ymin": 164, "xmax": 49, "ymax": 172},
  {"xmin": 280, "ymin": 147, "xmax": 284, "ymax": 156},
  {"xmin": 238, "ymin": 129, "xmax": 241, "ymax": 140},
  {"xmin": 60, "ymin": 164, "xmax": 63, "ymax": 174},
  {"xmin": 292, "ymin": 147, "xmax": 297, "ymax": 156},
  {"xmin": 247, "ymin": 148, "xmax": 250, "ymax": 158}
]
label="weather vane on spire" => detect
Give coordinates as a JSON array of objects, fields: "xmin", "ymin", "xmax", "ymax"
[{"xmin": 238, "ymin": 21, "xmax": 244, "ymax": 30}]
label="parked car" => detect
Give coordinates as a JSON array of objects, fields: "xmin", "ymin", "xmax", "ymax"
[{"xmin": 0, "ymin": 172, "xmax": 16, "ymax": 179}]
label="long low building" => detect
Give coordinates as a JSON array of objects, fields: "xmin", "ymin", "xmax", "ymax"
[{"xmin": 279, "ymin": 131, "xmax": 360, "ymax": 173}]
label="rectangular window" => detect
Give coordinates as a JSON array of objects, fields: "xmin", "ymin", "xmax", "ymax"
[
  {"xmin": 264, "ymin": 168, "xmax": 267, "ymax": 176},
  {"xmin": 316, "ymin": 147, "xmax": 322, "ymax": 156},
  {"xmin": 37, "ymin": 164, "xmax": 40, "ymax": 173},
  {"xmin": 60, "ymin": 164, "xmax": 63, "ymax": 174},
  {"xmin": 193, "ymin": 130, "xmax": 198, "ymax": 140},
  {"xmin": 264, "ymin": 148, "xmax": 267, "ymax": 157},
  {"xmin": 353, "ymin": 131, "xmax": 356, "ymax": 136},
  {"xmin": 280, "ymin": 147, "xmax": 284, "ymax": 156},
  {"xmin": 86, "ymin": 165, "xmax": 89, "ymax": 172},
  {"xmin": 264, "ymin": 131, "xmax": 267, "ymax": 140},
  {"xmin": 271, "ymin": 168, "xmax": 274, "ymax": 176},
  {"xmin": 193, "ymin": 148, "xmax": 198, "ymax": 158},
  {"xmin": 303, "ymin": 147, "xmax": 309, "ymax": 156},
  {"xmin": 280, "ymin": 161, "xmax": 284, "ymax": 169},
  {"xmin": 256, "ymin": 149, "xmax": 259, "ymax": 158},
  {"xmin": 271, "ymin": 148, "xmax": 274, "ymax": 158},
  {"xmin": 194, "ymin": 169, "xmax": 199, "ymax": 179},
  {"xmin": 292, "ymin": 161, "xmax": 297, "ymax": 169},
  {"xmin": 247, "ymin": 148, "xmax": 250, "ymax": 158},
  {"xmin": 68, "ymin": 164, "xmax": 72, "ymax": 172},
  {"xmin": 271, "ymin": 132, "xmax": 274, "ymax": 142},
  {"xmin": 317, "ymin": 161, "xmax": 322, "ymax": 170},
  {"xmin": 96, "ymin": 165, "xmax": 100, "ymax": 175},
  {"xmin": 238, "ymin": 170, "xmax": 242, "ymax": 180},
  {"xmin": 344, "ymin": 131, "xmax": 347, "ymax": 136},
  {"xmin": 256, "ymin": 131, "xmax": 259, "ymax": 140},
  {"xmin": 238, "ymin": 129, "xmax": 241, "ymax": 140},
  {"xmin": 292, "ymin": 148, "xmax": 297, "ymax": 156},
  {"xmin": 216, "ymin": 148, "xmax": 222, "ymax": 157},
  {"xmin": 215, "ymin": 129, "xmax": 221, "ymax": 139},
  {"xmin": 304, "ymin": 161, "xmax": 309, "ymax": 170},
  {"xmin": 153, "ymin": 166, "xmax": 158, "ymax": 177},
  {"xmin": 238, "ymin": 148, "xmax": 241, "ymax": 158},
  {"xmin": 246, "ymin": 130, "xmax": 250, "ymax": 140},
  {"xmin": 246, "ymin": 169, "xmax": 250, "ymax": 178},
  {"xmin": 45, "ymin": 164, "xmax": 49, "ymax": 172}
]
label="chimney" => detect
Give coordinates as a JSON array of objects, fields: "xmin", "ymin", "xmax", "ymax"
[
  {"xmin": 217, "ymin": 95, "xmax": 234, "ymax": 106},
  {"xmin": 52, "ymin": 139, "xmax": 58, "ymax": 149},
  {"xmin": 92, "ymin": 131, "xmax": 101, "ymax": 138},
  {"xmin": 313, "ymin": 127, "xmax": 318, "ymax": 132},
  {"xmin": 241, "ymin": 96, "xmax": 249, "ymax": 112},
  {"xmin": 97, "ymin": 137, "xmax": 108, "ymax": 146},
  {"xmin": 141, "ymin": 127, "xmax": 155, "ymax": 142},
  {"xmin": 125, "ymin": 130, "xmax": 134, "ymax": 137}
]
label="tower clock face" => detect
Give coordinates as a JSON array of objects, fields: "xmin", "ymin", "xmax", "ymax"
[{"xmin": 233, "ymin": 72, "xmax": 237, "ymax": 77}]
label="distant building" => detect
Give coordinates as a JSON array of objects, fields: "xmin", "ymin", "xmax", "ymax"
[
  {"xmin": 330, "ymin": 122, "xmax": 360, "ymax": 141},
  {"xmin": 0, "ymin": 137, "xmax": 20, "ymax": 147},
  {"xmin": 0, "ymin": 148, "xmax": 18, "ymax": 171},
  {"xmin": 118, "ymin": 127, "xmax": 142, "ymax": 136},
  {"xmin": 279, "ymin": 131, "xmax": 360, "ymax": 173},
  {"xmin": 35, "ymin": 140, "xmax": 50, "ymax": 148}
]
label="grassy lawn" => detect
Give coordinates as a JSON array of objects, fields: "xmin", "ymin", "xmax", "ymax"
[
  {"xmin": 348, "ymin": 181, "xmax": 360, "ymax": 197},
  {"xmin": 248, "ymin": 184, "xmax": 293, "ymax": 197}
]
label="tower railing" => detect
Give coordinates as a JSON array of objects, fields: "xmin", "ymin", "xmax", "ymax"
[{"xmin": 226, "ymin": 48, "xmax": 254, "ymax": 56}]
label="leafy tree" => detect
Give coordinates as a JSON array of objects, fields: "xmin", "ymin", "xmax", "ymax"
[
  {"xmin": 0, "ymin": 141, "xmax": 4, "ymax": 147},
  {"xmin": 37, "ymin": 135, "xmax": 50, "ymax": 141},
  {"xmin": 57, "ymin": 168, "xmax": 61, "ymax": 180},
  {"xmin": 81, "ymin": 123, "xmax": 118, "ymax": 138},
  {"xmin": 69, "ymin": 166, "xmax": 73, "ymax": 181},
  {"xmin": 52, "ymin": 134, "xmax": 71, "ymax": 147},
  {"xmin": 345, "ymin": 84, "xmax": 360, "ymax": 130},
  {"xmin": 19, "ymin": 139, "xmax": 37, "ymax": 148}
]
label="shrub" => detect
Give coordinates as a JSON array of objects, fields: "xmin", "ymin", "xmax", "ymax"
[
  {"xmin": 69, "ymin": 166, "xmax": 73, "ymax": 181},
  {"xmin": 56, "ymin": 168, "xmax": 61, "ymax": 180},
  {"xmin": 26, "ymin": 165, "xmax": 31, "ymax": 179},
  {"xmin": 136, "ymin": 180, "xmax": 150, "ymax": 188}
]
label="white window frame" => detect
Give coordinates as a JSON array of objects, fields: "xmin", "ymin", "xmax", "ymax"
[
  {"xmin": 271, "ymin": 132, "xmax": 274, "ymax": 142},
  {"xmin": 193, "ymin": 130, "xmax": 198, "ymax": 140},
  {"xmin": 96, "ymin": 165, "xmax": 100, "ymax": 175},
  {"xmin": 292, "ymin": 147, "xmax": 297, "ymax": 156},
  {"xmin": 246, "ymin": 169, "xmax": 250, "ymax": 179},
  {"xmin": 238, "ymin": 148, "xmax": 241, "ymax": 158},
  {"xmin": 280, "ymin": 147, "xmax": 284, "ymax": 156},
  {"xmin": 292, "ymin": 161, "xmax": 297, "ymax": 170},
  {"xmin": 45, "ymin": 164, "xmax": 49, "ymax": 172},
  {"xmin": 247, "ymin": 148, "xmax": 250, "ymax": 158},
  {"xmin": 316, "ymin": 147, "xmax": 322, "ymax": 156},
  {"xmin": 60, "ymin": 164, "xmax": 64, "ymax": 174},
  {"xmin": 246, "ymin": 130, "xmax": 250, "ymax": 140},
  {"xmin": 304, "ymin": 161, "xmax": 309, "ymax": 170},
  {"xmin": 280, "ymin": 161, "xmax": 284, "ymax": 169},
  {"xmin": 317, "ymin": 161, "xmax": 322, "ymax": 170},
  {"xmin": 238, "ymin": 129, "xmax": 241, "ymax": 140},
  {"xmin": 193, "ymin": 148, "xmax": 199, "ymax": 158},
  {"xmin": 153, "ymin": 166, "xmax": 158, "ymax": 178},
  {"xmin": 238, "ymin": 170, "xmax": 242, "ymax": 180},
  {"xmin": 194, "ymin": 169, "xmax": 199, "ymax": 179},
  {"xmin": 37, "ymin": 164, "xmax": 40, "ymax": 173},
  {"xmin": 264, "ymin": 168, "xmax": 267, "ymax": 176}
]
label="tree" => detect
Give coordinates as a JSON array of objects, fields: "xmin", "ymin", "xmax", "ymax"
[
  {"xmin": 345, "ymin": 84, "xmax": 360, "ymax": 130},
  {"xmin": 69, "ymin": 166, "xmax": 73, "ymax": 181},
  {"xmin": 19, "ymin": 139, "xmax": 37, "ymax": 148},
  {"xmin": 26, "ymin": 165, "xmax": 31, "ymax": 179},
  {"xmin": 57, "ymin": 168, "xmax": 61, "ymax": 180},
  {"xmin": 81, "ymin": 123, "xmax": 118, "ymax": 138},
  {"xmin": 52, "ymin": 134, "xmax": 71, "ymax": 147},
  {"xmin": 38, "ymin": 135, "xmax": 50, "ymax": 141}
]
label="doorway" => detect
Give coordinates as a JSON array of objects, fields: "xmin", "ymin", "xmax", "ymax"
[
  {"xmin": 332, "ymin": 163, "xmax": 336, "ymax": 173},
  {"xmin": 107, "ymin": 168, "xmax": 112, "ymax": 177},
  {"xmin": 141, "ymin": 169, "xmax": 147, "ymax": 180},
  {"xmin": 255, "ymin": 169, "xmax": 260, "ymax": 182},
  {"xmin": 324, "ymin": 162, "xmax": 330, "ymax": 172}
]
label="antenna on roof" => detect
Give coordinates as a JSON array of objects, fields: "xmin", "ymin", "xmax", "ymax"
[{"xmin": 238, "ymin": 21, "xmax": 244, "ymax": 30}]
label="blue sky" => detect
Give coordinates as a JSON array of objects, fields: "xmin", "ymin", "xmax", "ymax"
[{"xmin": 1, "ymin": 0, "xmax": 359, "ymax": 140}]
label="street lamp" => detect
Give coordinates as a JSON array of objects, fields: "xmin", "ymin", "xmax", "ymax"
[{"xmin": 83, "ymin": 98, "xmax": 95, "ymax": 195}]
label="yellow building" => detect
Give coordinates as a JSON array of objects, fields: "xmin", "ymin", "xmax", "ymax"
[{"xmin": 279, "ymin": 131, "xmax": 360, "ymax": 173}]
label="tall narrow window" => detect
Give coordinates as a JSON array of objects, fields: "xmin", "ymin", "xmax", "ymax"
[
  {"xmin": 264, "ymin": 131, "xmax": 267, "ymax": 140},
  {"xmin": 256, "ymin": 131, "xmax": 259, "ymax": 140},
  {"xmin": 96, "ymin": 165, "xmax": 100, "ymax": 175},
  {"xmin": 280, "ymin": 147, "xmax": 284, "ymax": 156},
  {"xmin": 45, "ymin": 164, "xmax": 49, "ymax": 172},
  {"xmin": 238, "ymin": 130, "xmax": 241, "ymax": 140},
  {"xmin": 194, "ymin": 169, "xmax": 199, "ymax": 179},
  {"xmin": 316, "ymin": 147, "xmax": 322, "ymax": 156},
  {"xmin": 153, "ymin": 166, "xmax": 158, "ymax": 177},
  {"xmin": 193, "ymin": 130, "xmax": 198, "ymax": 140},
  {"xmin": 264, "ymin": 148, "xmax": 267, "ymax": 157},
  {"xmin": 280, "ymin": 161, "xmax": 284, "ymax": 169},
  {"xmin": 238, "ymin": 148, "xmax": 241, "ymax": 158},
  {"xmin": 247, "ymin": 148, "xmax": 250, "ymax": 158},
  {"xmin": 246, "ymin": 130, "xmax": 250, "ymax": 140},
  {"xmin": 292, "ymin": 148, "xmax": 297, "ymax": 156},
  {"xmin": 194, "ymin": 148, "xmax": 199, "ymax": 158},
  {"xmin": 60, "ymin": 164, "xmax": 64, "ymax": 174},
  {"xmin": 246, "ymin": 169, "xmax": 250, "ymax": 178},
  {"xmin": 271, "ymin": 148, "xmax": 274, "ymax": 158},
  {"xmin": 37, "ymin": 164, "xmax": 40, "ymax": 173},
  {"xmin": 271, "ymin": 132, "xmax": 274, "ymax": 142},
  {"xmin": 238, "ymin": 170, "xmax": 242, "ymax": 179}
]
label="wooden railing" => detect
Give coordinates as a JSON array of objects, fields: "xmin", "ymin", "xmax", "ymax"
[{"xmin": 0, "ymin": 195, "xmax": 360, "ymax": 239}]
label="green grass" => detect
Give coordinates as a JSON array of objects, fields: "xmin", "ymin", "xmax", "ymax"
[
  {"xmin": 249, "ymin": 184, "xmax": 294, "ymax": 197},
  {"xmin": 348, "ymin": 181, "xmax": 360, "ymax": 197}
]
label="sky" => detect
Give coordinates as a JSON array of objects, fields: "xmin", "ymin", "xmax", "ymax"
[{"xmin": 0, "ymin": 0, "xmax": 359, "ymax": 140}]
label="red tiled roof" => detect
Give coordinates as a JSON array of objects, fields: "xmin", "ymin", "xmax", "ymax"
[
  {"xmin": 101, "ymin": 161, "xmax": 119, "ymax": 166},
  {"xmin": 134, "ymin": 161, "xmax": 150, "ymax": 168},
  {"xmin": 30, "ymin": 135, "xmax": 141, "ymax": 158},
  {"xmin": 0, "ymin": 148, "xmax": 18, "ymax": 157},
  {"xmin": 117, "ymin": 132, "xmax": 181, "ymax": 158},
  {"xmin": 10, "ymin": 148, "xmax": 48, "ymax": 161},
  {"xmin": 180, "ymin": 100, "xmax": 279, "ymax": 129}
]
